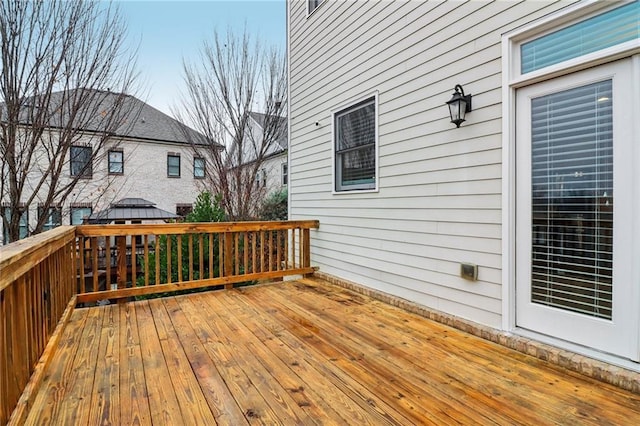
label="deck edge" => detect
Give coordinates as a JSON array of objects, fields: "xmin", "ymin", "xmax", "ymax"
[
  {"xmin": 7, "ymin": 295, "xmax": 78, "ymax": 425},
  {"xmin": 311, "ymin": 271, "xmax": 640, "ymax": 394}
]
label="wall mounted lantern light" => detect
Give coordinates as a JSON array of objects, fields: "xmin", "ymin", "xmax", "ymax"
[{"xmin": 446, "ymin": 84, "xmax": 472, "ymax": 128}]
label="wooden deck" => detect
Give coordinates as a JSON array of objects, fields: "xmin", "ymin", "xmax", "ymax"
[{"xmin": 23, "ymin": 278, "xmax": 640, "ymax": 425}]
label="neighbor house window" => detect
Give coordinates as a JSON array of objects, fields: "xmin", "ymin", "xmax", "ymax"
[
  {"xmin": 282, "ymin": 163, "xmax": 288, "ymax": 186},
  {"xmin": 70, "ymin": 145, "xmax": 92, "ymax": 178},
  {"xmin": 1, "ymin": 205, "xmax": 28, "ymax": 243},
  {"xmin": 38, "ymin": 205, "xmax": 62, "ymax": 231},
  {"xmin": 108, "ymin": 150, "xmax": 124, "ymax": 174},
  {"xmin": 194, "ymin": 157, "xmax": 205, "ymax": 178},
  {"xmin": 167, "ymin": 154, "xmax": 181, "ymax": 177},
  {"xmin": 176, "ymin": 204, "xmax": 193, "ymax": 218},
  {"xmin": 334, "ymin": 96, "xmax": 377, "ymax": 192},
  {"xmin": 256, "ymin": 168, "xmax": 267, "ymax": 189},
  {"xmin": 70, "ymin": 205, "xmax": 92, "ymax": 225}
]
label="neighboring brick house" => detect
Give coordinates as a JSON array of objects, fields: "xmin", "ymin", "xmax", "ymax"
[{"xmin": 0, "ymin": 90, "xmax": 214, "ymax": 244}]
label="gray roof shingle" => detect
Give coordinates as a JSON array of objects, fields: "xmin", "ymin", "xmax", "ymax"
[
  {"xmin": 3, "ymin": 89, "xmax": 216, "ymax": 146},
  {"xmin": 249, "ymin": 111, "xmax": 288, "ymax": 151}
]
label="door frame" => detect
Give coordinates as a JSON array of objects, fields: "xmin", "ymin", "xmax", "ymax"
[
  {"xmin": 515, "ymin": 61, "xmax": 636, "ymax": 359},
  {"xmin": 501, "ymin": 1, "xmax": 640, "ymax": 367}
]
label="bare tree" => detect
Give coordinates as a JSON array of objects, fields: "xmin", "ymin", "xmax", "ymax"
[
  {"xmin": 176, "ymin": 27, "xmax": 287, "ymax": 221},
  {"xmin": 0, "ymin": 0, "xmax": 140, "ymax": 242}
]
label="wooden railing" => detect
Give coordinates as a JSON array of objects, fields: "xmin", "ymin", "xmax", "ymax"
[
  {"xmin": 0, "ymin": 220, "xmax": 319, "ymax": 424},
  {"xmin": 74, "ymin": 220, "xmax": 319, "ymax": 303},
  {"xmin": 0, "ymin": 226, "xmax": 78, "ymax": 425}
]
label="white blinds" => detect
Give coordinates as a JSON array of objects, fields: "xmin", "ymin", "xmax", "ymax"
[
  {"xmin": 530, "ymin": 80, "xmax": 613, "ymax": 320},
  {"xmin": 335, "ymin": 98, "xmax": 376, "ymax": 190},
  {"xmin": 521, "ymin": 1, "xmax": 640, "ymax": 74}
]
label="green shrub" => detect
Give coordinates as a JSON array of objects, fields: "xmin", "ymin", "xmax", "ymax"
[
  {"xmin": 259, "ymin": 188, "xmax": 287, "ymax": 221},
  {"xmin": 135, "ymin": 191, "xmax": 226, "ymax": 299}
]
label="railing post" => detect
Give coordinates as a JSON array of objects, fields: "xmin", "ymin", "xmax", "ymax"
[
  {"xmin": 117, "ymin": 236, "xmax": 127, "ymax": 301},
  {"xmin": 302, "ymin": 228, "xmax": 311, "ymax": 275},
  {"xmin": 224, "ymin": 232, "xmax": 233, "ymax": 289}
]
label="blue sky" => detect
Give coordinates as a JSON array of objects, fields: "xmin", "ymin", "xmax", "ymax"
[{"xmin": 115, "ymin": 0, "xmax": 286, "ymax": 116}]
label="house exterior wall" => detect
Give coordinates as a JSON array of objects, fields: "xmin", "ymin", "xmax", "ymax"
[
  {"xmin": 288, "ymin": 0, "xmax": 574, "ymax": 328},
  {"xmin": 98, "ymin": 138, "xmax": 207, "ymax": 215},
  {"xmin": 0, "ymin": 133, "xmax": 207, "ymax": 244},
  {"xmin": 260, "ymin": 152, "xmax": 288, "ymax": 196}
]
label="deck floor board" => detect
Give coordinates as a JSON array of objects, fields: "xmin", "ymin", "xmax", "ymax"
[{"xmin": 23, "ymin": 278, "xmax": 640, "ymax": 425}]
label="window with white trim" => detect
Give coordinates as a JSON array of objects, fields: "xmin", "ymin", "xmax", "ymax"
[
  {"xmin": 333, "ymin": 96, "xmax": 377, "ymax": 192},
  {"xmin": 503, "ymin": 0, "xmax": 640, "ymax": 360},
  {"xmin": 281, "ymin": 163, "xmax": 288, "ymax": 186},
  {"xmin": 520, "ymin": 1, "xmax": 639, "ymax": 74}
]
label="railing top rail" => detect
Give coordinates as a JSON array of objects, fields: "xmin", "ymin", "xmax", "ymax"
[
  {"xmin": 0, "ymin": 226, "xmax": 76, "ymax": 291},
  {"xmin": 75, "ymin": 220, "xmax": 320, "ymax": 236}
]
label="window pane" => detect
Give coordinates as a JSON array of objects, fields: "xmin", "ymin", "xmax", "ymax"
[
  {"xmin": 194, "ymin": 158, "xmax": 205, "ymax": 178},
  {"xmin": 71, "ymin": 207, "xmax": 92, "ymax": 225},
  {"xmin": 40, "ymin": 207, "xmax": 62, "ymax": 231},
  {"xmin": 521, "ymin": 1, "xmax": 640, "ymax": 73},
  {"xmin": 2, "ymin": 208, "xmax": 28, "ymax": 242},
  {"xmin": 308, "ymin": 0, "xmax": 321, "ymax": 13},
  {"xmin": 334, "ymin": 97, "xmax": 376, "ymax": 191},
  {"xmin": 336, "ymin": 101, "xmax": 375, "ymax": 151},
  {"xmin": 530, "ymin": 80, "xmax": 613, "ymax": 319},
  {"xmin": 71, "ymin": 146, "xmax": 92, "ymax": 177},
  {"xmin": 109, "ymin": 151, "xmax": 123, "ymax": 174},
  {"xmin": 339, "ymin": 147, "xmax": 376, "ymax": 186},
  {"xmin": 168, "ymin": 155, "xmax": 180, "ymax": 176}
]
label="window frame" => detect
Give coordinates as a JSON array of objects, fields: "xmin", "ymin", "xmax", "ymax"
[
  {"xmin": 332, "ymin": 93, "xmax": 379, "ymax": 194},
  {"xmin": 500, "ymin": 0, "xmax": 640, "ymax": 336},
  {"xmin": 70, "ymin": 145, "xmax": 93, "ymax": 178},
  {"xmin": 505, "ymin": 1, "xmax": 640, "ymax": 88},
  {"xmin": 193, "ymin": 157, "xmax": 205, "ymax": 179},
  {"xmin": 281, "ymin": 163, "xmax": 288, "ymax": 186},
  {"xmin": 255, "ymin": 168, "xmax": 267, "ymax": 189},
  {"xmin": 167, "ymin": 153, "xmax": 181, "ymax": 178},
  {"xmin": 108, "ymin": 149, "xmax": 124, "ymax": 175}
]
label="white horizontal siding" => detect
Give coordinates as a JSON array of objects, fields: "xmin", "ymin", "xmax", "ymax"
[{"xmin": 289, "ymin": 0, "xmax": 571, "ymax": 328}]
